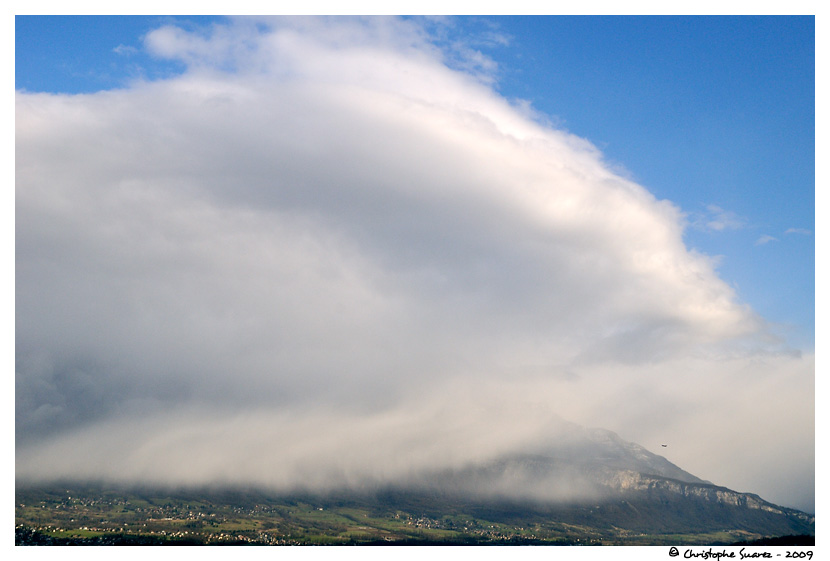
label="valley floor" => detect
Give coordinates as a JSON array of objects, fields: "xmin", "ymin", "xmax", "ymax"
[{"xmin": 14, "ymin": 484, "xmax": 814, "ymax": 546}]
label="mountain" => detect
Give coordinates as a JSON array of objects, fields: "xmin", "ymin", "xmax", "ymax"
[
  {"xmin": 390, "ymin": 424, "xmax": 814, "ymax": 540},
  {"xmin": 15, "ymin": 424, "xmax": 814, "ymax": 545}
]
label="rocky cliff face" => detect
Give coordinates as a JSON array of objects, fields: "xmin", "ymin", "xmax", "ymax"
[{"xmin": 595, "ymin": 467, "xmax": 814, "ymax": 526}]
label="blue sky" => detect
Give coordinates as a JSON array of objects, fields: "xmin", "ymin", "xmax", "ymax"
[
  {"xmin": 16, "ymin": 14, "xmax": 815, "ymax": 349},
  {"xmin": 15, "ymin": 16, "xmax": 816, "ymax": 512}
]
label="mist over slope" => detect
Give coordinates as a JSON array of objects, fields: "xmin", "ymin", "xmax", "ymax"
[
  {"xmin": 15, "ymin": 16, "xmax": 813, "ymax": 512},
  {"xmin": 16, "ymin": 423, "xmax": 814, "ymax": 544}
]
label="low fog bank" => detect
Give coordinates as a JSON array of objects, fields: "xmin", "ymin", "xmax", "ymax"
[
  {"xmin": 12, "ymin": 398, "xmax": 620, "ymax": 506},
  {"xmin": 16, "ymin": 365, "xmax": 815, "ymax": 512},
  {"xmin": 16, "ymin": 391, "xmax": 574, "ymax": 491}
]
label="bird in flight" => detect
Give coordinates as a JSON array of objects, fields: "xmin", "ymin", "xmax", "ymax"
[{"xmin": 661, "ymin": 444, "xmax": 668, "ymax": 447}]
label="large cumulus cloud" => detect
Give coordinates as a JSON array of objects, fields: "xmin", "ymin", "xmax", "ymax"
[{"xmin": 15, "ymin": 16, "xmax": 813, "ymax": 512}]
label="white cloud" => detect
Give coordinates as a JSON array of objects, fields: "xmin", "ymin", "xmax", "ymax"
[
  {"xmin": 694, "ymin": 204, "xmax": 747, "ymax": 232},
  {"xmin": 113, "ymin": 44, "xmax": 139, "ymax": 56},
  {"xmin": 755, "ymin": 234, "xmax": 778, "ymax": 245},
  {"xmin": 15, "ymin": 17, "xmax": 813, "ymax": 512},
  {"xmin": 785, "ymin": 227, "xmax": 812, "ymax": 236}
]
